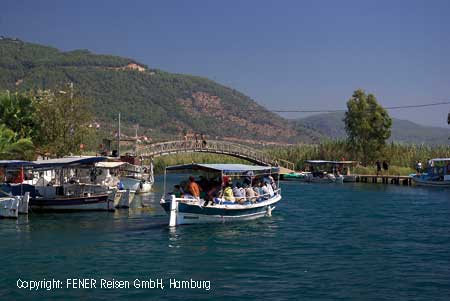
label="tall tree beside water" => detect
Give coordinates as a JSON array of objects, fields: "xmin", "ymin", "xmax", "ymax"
[
  {"xmin": 344, "ymin": 89, "xmax": 392, "ymax": 165},
  {"xmin": 0, "ymin": 91, "xmax": 38, "ymax": 141},
  {"xmin": 0, "ymin": 125, "xmax": 35, "ymax": 160},
  {"xmin": 33, "ymin": 89, "xmax": 95, "ymax": 156},
  {"xmin": 0, "ymin": 92, "xmax": 36, "ymax": 159}
]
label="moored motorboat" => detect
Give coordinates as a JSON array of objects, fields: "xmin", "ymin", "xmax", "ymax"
[
  {"xmin": 0, "ymin": 160, "xmax": 34, "ymax": 217},
  {"xmin": 120, "ymin": 168, "xmax": 153, "ymax": 193},
  {"xmin": 411, "ymin": 158, "xmax": 450, "ymax": 187},
  {"xmin": 160, "ymin": 163, "xmax": 282, "ymax": 226},
  {"xmin": 30, "ymin": 157, "xmax": 115, "ymax": 211},
  {"xmin": 282, "ymin": 171, "xmax": 310, "ymax": 181},
  {"xmin": 303, "ymin": 160, "xmax": 357, "ymax": 183}
]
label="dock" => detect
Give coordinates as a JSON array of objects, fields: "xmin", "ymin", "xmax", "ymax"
[{"xmin": 356, "ymin": 175, "xmax": 412, "ymax": 186}]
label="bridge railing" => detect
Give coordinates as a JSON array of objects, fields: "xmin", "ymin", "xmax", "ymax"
[{"xmin": 139, "ymin": 140, "xmax": 278, "ymax": 166}]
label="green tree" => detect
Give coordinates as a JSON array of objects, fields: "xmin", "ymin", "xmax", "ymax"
[
  {"xmin": 344, "ymin": 89, "xmax": 392, "ymax": 165},
  {"xmin": 0, "ymin": 125, "xmax": 35, "ymax": 160},
  {"xmin": 0, "ymin": 91, "xmax": 38, "ymax": 140},
  {"xmin": 34, "ymin": 89, "xmax": 95, "ymax": 156}
]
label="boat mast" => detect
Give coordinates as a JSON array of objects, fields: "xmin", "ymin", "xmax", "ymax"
[
  {"xmin": 118, "ymin": 112, "xmax": 121, "ymax": 157},
  {"xmin": 135, "ymin": 124, "xmax": 139, "ymax": 157}
]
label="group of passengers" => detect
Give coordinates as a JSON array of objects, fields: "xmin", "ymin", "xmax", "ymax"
[{"xmin": 172, "ymin": 174, "xmax": 278, "ymax": 205}]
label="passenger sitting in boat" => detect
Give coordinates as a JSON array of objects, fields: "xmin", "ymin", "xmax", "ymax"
[
  {"xmin": 205, "ymin": 183, "xmax": 221, "ymax": 206},
  {"xmin": 268, "ymin": 175, "xmax": 277, "ymax": 191},
  {"xmin": 264, "ymin": 180, "xmax": 275, "ymax": 197},
  {"xmin": 196, "ymin": 175, "xmax": 209, "ymax": 191},
  {"xmin": 244, "ymin": 184, "xmax": 256, "ymax": 202},
  {"xmin": 173, "ymin": 185, "xmax": 184, "ymax": 198},
  {"xmin": 260, "ymin": 181, "xmax": 270, "ymax": 199},
  {"xmin": 187, "ymin": 176, "xmax": 201, "ymax": 198},
  {"xmin": 223, "ymin": 182, "xmax": 235, "ymax": 202},
  {"xmin": 232, "ymin": 183, "xmax": 245, "ymax": 203},
  {"xmin": 252, "ymin": 184, "xmax": 261, "ymax": 199}
]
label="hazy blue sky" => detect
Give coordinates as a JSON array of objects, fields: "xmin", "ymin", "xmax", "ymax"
[{"xmin": 2, "ymin": 0, "xmax": 450, "ymax": 126}]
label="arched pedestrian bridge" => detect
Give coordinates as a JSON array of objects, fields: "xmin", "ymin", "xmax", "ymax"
[{"xmin": 139, "ymin": 140, "xmax": 291, "ymax": 169}]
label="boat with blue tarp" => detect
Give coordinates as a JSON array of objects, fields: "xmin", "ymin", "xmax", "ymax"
[{"xmin": 160, "ymin": 163, "xmax": 282, "ymax": 226}]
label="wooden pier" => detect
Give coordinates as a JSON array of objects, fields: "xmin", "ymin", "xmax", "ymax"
[{"xmin": 356, "ymin": 175, "xmax": 412, "ymax": 186}]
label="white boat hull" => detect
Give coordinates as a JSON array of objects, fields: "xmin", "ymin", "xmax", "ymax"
[
  {"xmin": 18, "ymin": 192, "xmax": 30, "ymax": 214},
  {"xmin": 0, "ymin": 197, "xmax": 19, "ymax": 218},
  {"xmin": 303, "ymin": 173, "xmax": 344, "ymax": 183},
  {"xmin": 174, "ymin": 209, "xmax": 271, "ymax": 225},
  {"xmin": 120, "ymin": 177, "xmax": 140, "ymax": 191},
  {"xmin": 120, "ymin": 177, "xmax": 152, "ymax": 193},
  {"xmin": 161, "ymin": 194, "xmax": 282, "ymax": 226},
  {"xmin": 113, "ymin": 189, "xmax": 136, "ymax": 208}
]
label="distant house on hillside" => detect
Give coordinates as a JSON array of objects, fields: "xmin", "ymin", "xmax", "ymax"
[{"xmin": 125, "ymin": 63, "xmax": 146, "ymax": 72}]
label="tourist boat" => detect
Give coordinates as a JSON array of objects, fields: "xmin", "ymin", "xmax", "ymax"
[
  {"xmin": 411, "ymin": 158, "xmax": 450, "ymax": 187},
  {"xmin": 332, "ymin": 160, "xmax": 358, "ymax": 182},
  {"xmin": 302, "ymin": 160, "xmax": 345, "ymax": 183},
  {"xmin": 160, "ymin": 163, "xmax": 282, "ymax": 226},
  {"xmin": 29, "ymin": 157, "xmax": 114, "ymax": 211}
]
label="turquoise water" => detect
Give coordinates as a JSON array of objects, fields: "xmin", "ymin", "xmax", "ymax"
[{"xmin": 1, "ymin": 176, "xmax": 450, "ymax": 300}]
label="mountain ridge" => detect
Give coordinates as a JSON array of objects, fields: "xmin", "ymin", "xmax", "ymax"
[
  {"xmin": 0, "ymin": 37, "xmax": 324, "ymax": 144},
  {"xmin": 1, "ymin": 37, "xmax": 447, "ymax": 145},
  {"xmin": 295, "ymin": 112, "xmax": 449, "ymax": 145}
]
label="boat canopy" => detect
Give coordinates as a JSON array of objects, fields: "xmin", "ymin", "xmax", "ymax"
[
  {"xmin": 305, "ymin": 160, "xmax": 357, "ymax": 165},
  {"xmin": 0, "ymin": 160, "xmax": 36, "ymax": 168},
  {"xmin": 95, "ymin": 161, "xmax": 129, "ymax": 169},
  {"xmin": 33, "ymin": 156, "xmax": 107, "ymax": 170},
  {"xmin": 431, "ymin": 158, "xmax": 450, "ymax": 162},
  {"xmin": 165, "ymin": 163, "xmax": 279, "ymax": 175}
]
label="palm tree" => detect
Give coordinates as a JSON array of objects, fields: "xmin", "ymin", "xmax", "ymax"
[{"xmin": 0, "ymin": 125, "xmax": 35, "ymax": 160}]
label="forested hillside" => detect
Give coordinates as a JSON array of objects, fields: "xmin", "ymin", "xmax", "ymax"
[{"xmin": 0, "ymin": 38, "xmax": 322, "ymax": 143}]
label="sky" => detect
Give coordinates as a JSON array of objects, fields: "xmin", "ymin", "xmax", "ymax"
[{"xmin": 2, "ymin": 0, "xmax": 450, "ymax": 127}]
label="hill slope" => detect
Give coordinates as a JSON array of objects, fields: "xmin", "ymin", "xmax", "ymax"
[
  {"xmin": 295, "ymin": 112, "xmax": 450, "ymax": 145},
  {"xmin": 0, "ymin": 37, "xmax": 323, "ymax": 143}
]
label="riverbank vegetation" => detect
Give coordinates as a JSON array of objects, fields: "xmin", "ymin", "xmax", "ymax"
[
  {"xmin": 266, "ymin": 141, "xmax": 450, "ymax": 175},
  {"xmin": 0, "ymin": 89, "xmax": 98, "ymax": 159},
  {"xmin": 1, "ymin": 88, "xmax": 448, "ymax": 176}
]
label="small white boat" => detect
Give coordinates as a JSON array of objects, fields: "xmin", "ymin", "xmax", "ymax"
[
  {"xmin": 411, "ymin": 158, "xmax": 450, "ymax": 187},
  {"xmin": 120, "ymin": 163, "xmax": 153, "ymax": 193},
  {"xmin": 0, "ymin": 160, "xmax": 33, "ymax": 216},
  {"xmin": 0, "ymin": 197, "xmax": 19, "ymax": 218},
  {"xmin": 160, "ymin": 163, "xmax": 282, "ymax": 227},
  {"xmin": 0, "ymin": 193, "xmax": 28, "ymax": 218}
]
